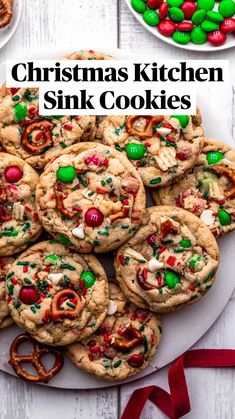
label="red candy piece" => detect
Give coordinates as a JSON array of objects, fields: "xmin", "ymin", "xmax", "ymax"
[
  {"xmin": 19, "ymin": 286, "xmax": 38, "ymax": 305},
  {"xmin": 181, "ymin": 2, "xmax": 197, "ymax": 20},
  {"xmin": 4, "ymin": 166, "xmax": 23, "ymax": 183},
  {"xmin": 159, "ymin": 2, "xmax": 168, "ymax": 20},
  {"xmin": 84, "ymin": 207, "xmax": 104, "ymax": 227},
  {"xmin": 158, "ymin": 19, "xmax": 176, "ymax": 36},
  {"xmin": 220, "ymin": 18, "xmax": 235, "ymax": 34},
  {"xmin": 127, "ymin": 354, "xmax": 145, "ymax": 368},
  {"xmin": 10, "ymin": 88, "xmax": 20, "ymax": 96},
  {"xmin": 176, "ymin": 22, "xmax": 194, "ymax": 31},
  {"xmin": 147, "ymin": 234, "xmax": 157, "ymax": 245},
  {"xmin": 147, "ymin": 0, "xmax": 163, "ymax": 9},
  {"xmin": 208, "ymin": 30, "xmax": 226, "ymax": 47}
]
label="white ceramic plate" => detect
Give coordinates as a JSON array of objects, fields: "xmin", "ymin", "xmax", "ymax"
[
  {"xmin": 0, "ymin": 47, "xmax": 234, "ymax": 389},
  {"xmin": 0, "ymin": 0, "xmax": 23, "ymax": 50},
  {"xmin": 124, "ymin": 0, "xmax": 235, "ymax": 52}
]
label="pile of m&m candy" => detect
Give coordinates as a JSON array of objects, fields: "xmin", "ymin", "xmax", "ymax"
[{"xmin": 131, "ymin": 0, "xmax": 235, "ymax": 46}]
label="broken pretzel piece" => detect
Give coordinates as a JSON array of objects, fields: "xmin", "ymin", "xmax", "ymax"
[
  {"xmin": 212, "ymin": 165, "xmax": 235, "ymax": 199},
  {"xmin": 0, "ymin": 0, "xmax": 12, "ymax": 29},
  {"xmin": 111, "ymin": 325, "xmax": 144, "ymax": 352},
  {"xmin": 126, "ymin": 116, "xmax": 164, "ymax": 138},
  {"xmin": 109, "ymin": 204, "xmax": 130, "ymax": 223}
]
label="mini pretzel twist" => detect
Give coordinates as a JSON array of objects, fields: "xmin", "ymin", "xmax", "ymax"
[
  {"xmin": 136, "ymin": 268, "xmax": 154, "ymax": 291},
  {"xmin": 0, "ymin": 0, "xmax": 12, "ymax": 29},
  {"xmin": 111, "ymin": 325, "xmax": 144, "ymax": 352},
  {"xmin": 126, "ymin": 115, "xmax": 164, "ymax": 138},
  {"xmin": 21, "ymin": 120, "xmax": 53, "ymax": 154},
  {"xmin": 109, "ymin": 205, "xmax": 130, "ymax": 223},
  {"xmin": 9, "ymin": 334, "xmax": 64, "ymax": 383},
  {"xmin": 51, "ymin": 288, "xmax": 83, "ymax": 321},
  {"xmin": 212, "ymin": 165, "xmax": 235, "ymax": 199},
  {"xmin": 55, "ymin": 191, "xmax": 75, "ymax": 219}
]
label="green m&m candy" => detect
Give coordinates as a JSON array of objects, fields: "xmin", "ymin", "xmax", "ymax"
[
  {"xmin": 171, "ymin": 115, "xmax": 189, "ymax": 128},
  {"xmin": 180, "ymin": 239, "xmax": 191, "ymax": 248},
  {"xmin": 143, "ymin": 10, "xmax": 159, "ymax": 26},
  {"xmin": 56, "ymin": 166, "xmax": 76, "ymax": 183},
  {"xmin": 201, "ymin": 20, "xmax": 218, "ymax": 32},
  {"xmin": 206, "ymin": 151, "xmax": 224, "ymax": 165},
  {"xmin": 218, "ymin": 209, "xmax": 231, "ymax": 226},
  {"xmin": 44, "ymin": 254, "xmax": 62, "ymax": 263},
  {"xmin": 14, "ymin": 103, "xmax": 27, "ymax": 122},
  {"xmin": 207, "ymin": 11, "xmax": 224, "ymax": 23},
  {"xmin": 131, "ymin": 0, "xmax": 147, "ymax": 13},
  {"xmin": 167, "ymin": 0, "xmax": 184, "ymax": 6},
  {"xmin": 169, "ymin": 7, "xmax": 185, "ymax": 22},
  {"xmin": 191, "ymin": 27, "xmax": 207, "ymax": 44},
  {"xmin": 218, "ymin": 0, "xmax": 235, "ymax": 18},
  {"xmin": 192, "ymin": 9, "xmax": 207, "ymax": 25},
  {"xmin": 197, "ymin": 0, "xmax": 215, "ymax": 11},
  {"xmin": 172, "ymin": 30, "xmax": 190, "ymax": 44},
  {"xmin": 126, "ymin": 143, "xmax": 146, "ymax": 160},
  {"xmin": 81, "ymin": 271, "xmax": 96, "ymax": 288},
  {"xmin": 165, "ymin": 271, "xmax": 180, "ymax": 289}
]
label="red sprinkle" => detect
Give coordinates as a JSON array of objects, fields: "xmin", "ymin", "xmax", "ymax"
[
  {"xmin": 167, "ymin": 256, "xmax": 176, "ymax": 267},
  {"xmin": 157, "ymin": 245, "xmax": 167, "ymax": 254},
  {"xmin": 64, "ymin": 124, "xmax": 73, "ymax": 131}
]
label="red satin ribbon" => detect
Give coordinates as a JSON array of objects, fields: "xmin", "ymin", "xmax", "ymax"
[{"xmin": 121, "ymin": 349, "xmax": 235, "ymax": 419}]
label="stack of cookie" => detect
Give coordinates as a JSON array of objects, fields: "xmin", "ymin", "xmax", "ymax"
[{"xmin": 0, "ymin": 50, "xmax": 232, "ymax": 384}]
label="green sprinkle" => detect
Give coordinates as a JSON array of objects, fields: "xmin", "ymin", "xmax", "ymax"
[
  {"xmin": 143, "ymin": 335, "xmax": 148, "ymax": 354},
  {"xmin": 149, "ymin": 177, "xmax": 161, "ymax": 185},
  {"xmin": 60, "ymin": 141, "xmax": 67, "ymax": 149},
  {"xmin": 101, "ymin": 180, "xmax": 105, "ymax": 186},
  {"xmin": 58, "ymin": 235, "xmax": 72, "ymax": 246},
  {"xmin": 30, "ymin": 306, "xmax": 36, "ymax": 313},
  {"xmin": 15, "ymin": 301, "xmax": 22, "ymax": 308},
  {"xmin": 121, "ymin": 225, "xmax": 129, "ymax": 229},
  {"xmin": 66, "ymin": 301, "xmax": 76, "ymax": 309},
  {"xmin": 115, "ymin": 144, "xmax": 124, "ymax": 152},
  {"xmin": 12, "ymin": 95, "xmax": 20, "ymax": 101},
  {"xmin": 60, "ymin": 263, "xmax": 75, "ymax": 271},
  {"xmin": 93, "ymin": 240, "xmax": 100, "ymax": 246},
  {"xmin": 98, "ymin": 231, "xmax": 109, "ymax": 236},
  {"xmin": 34, "ymin": 303, "xmax": 41, "ymax": 309},
  {"xmin": 8, "ymin": 284, "xmax": 14, "ymax": 295},
  {"xmin": 24, "ymin": 278, "xmax": 32, "ymax": 284},
  {"xmin": 22, "ymin": 223, "xmax": 31, "ymax": 233},
  {"xmin": 113, "ymin": 360, "xmax": 122, "ymax": 368},
  {"xmin": 7, "ymin": 272, "xmax": 14, "ymax": 279},
  {"xmin": 124, "ymin": 256, "xmax": 130, "ymax": 265},
  {"xmin": 17, "ymin": 261, "xmax": 29, "ymax": 266},
  {"xmin": 139, "ymin": 325, "xmax": 145, "ymax": 331}
]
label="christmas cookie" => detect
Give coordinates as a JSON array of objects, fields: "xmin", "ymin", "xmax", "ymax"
[
  {"xmin": 114, "ymin": 206, "xmax": 219, "ymax": 313},
  {"xmin": 0, "ymin": 256, "xmax": 14, "ymax": 328},
  {"xmin": 6, "ymin": 241, "xmax": 109, "ymax": 346},
  {"xmin": 66, "ymin": 282, "xmax": 161, "ymax": 380},
  {"xmin": 63, "ymin": 49, "xmax": 115, "ymax": 60},
  {"xmin": 153, "ymin": 139, "xmax": 235, "ymax": 238},
  {"xmin": 96, "ymin": 109, "xmax": 204, "ymax": 187},
  {"xmin": 36, "ymin": 143, "xmax": 146, "ymax": 253},
  {"xmin": 0, "ymin": 153, "xmax": 42, "ymax": 256},
  {"xmin": 0, "ymin": 87, "xmax": 96, "ymax": 169}
]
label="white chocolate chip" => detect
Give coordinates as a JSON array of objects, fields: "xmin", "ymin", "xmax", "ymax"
[
  {"xmin": 148, "ymin": 258, "xmax": 164, "ymax": 272},
  {"xmin": 48, "ymin": 273, "xmax": 63, "ymax": 285},
  {"xmin": 107, "ymin": 300, "xmax": 117, "ymax": 315},
  {"xmin": 200, "ymin": 210, "xmax": 215, "ymax": 226},
  {"xmin": 13, "ymin": 202, "xmax": 25, "ymax": 220},
  {"xmin": 72, "ymin": 224, "xmax": 85, "ymax": 239},
  {"xmin": 156, "ymin": 127, "xmax": 172, "ymax": 136},
  {"xmin": 125, "ymin": 248, "xmax": 147, "ymax": 261}
]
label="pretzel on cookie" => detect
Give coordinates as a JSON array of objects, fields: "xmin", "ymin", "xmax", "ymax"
[
  {"xmin": 213, "ymin": 165, "xmax": 235, "ymax": 199},
  {"xmin": 55, "ymin": 191, "xmax": 75, "ymax": 219},
  {"xmin": 51, "ymin": 288, "xmax": 83, "ymax": 321},
  {"xmin": 111, "ymin": 325, "xmax": 144, "ymax": 352},
  {"xmin": 21, "ymin": 120, "xmax": 53, "ymax": 154},
  {"xmin": 0, "ymin": 0, "xmax": 12, "ymax": 29},
  {"xmin": 0, "ymin": 185, "xmax": 7, "ymax": 202},
  {"xmin": 126, "ymin": 116, "xmax": 164, "ymax": 138},
  {"xmin": 109, "ymin": 205, "xmax": 130, "ymax": 223},
  {"xmin": 9, "ymin": 334, "xmax": 64, "ymax": 383}
]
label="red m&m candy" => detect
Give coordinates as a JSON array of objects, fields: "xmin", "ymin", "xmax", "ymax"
[
  {"xmin": 159, "ymin": 2, "xmax": 169, "ymax": 19},
  {"xmin": 147, "ymin": 0, "xmax": 163, "ymax": 9},
  {"xmin": 181, "ymin": 2, "xmax": 197, "ymax": 20},
  {"xmin": 127, "ymin": 354, "xmax": 144, "ymax": 368},
  {"xmin": 220, "ymin": 17, "xmax": 235, "ymax": 33},
  {"xmin": 208, "ymin": 30, "xmax": 227, "ymax": 46},
  {"xmin": 177, "ymin": 21, "xmax": 194, "ymax": 31},
  {"xmin": 84, "ymin": 208, "xmax": 104, "ymax": 227},
  {"xmin": 4, "ymin": 166, "xmax": 23, "ymax": 183},
  {"xmin": 19, "ymin": 286, "xmax": 38, "ymax": 305},
  {"xmin": 158, "ymin": 19, "xmax": 176, "ymax": 35}
]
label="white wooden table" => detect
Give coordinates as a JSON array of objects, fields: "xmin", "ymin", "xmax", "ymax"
[{"xmin": 0, "ymin": 1, "xmax": 235, "ymax": 418}]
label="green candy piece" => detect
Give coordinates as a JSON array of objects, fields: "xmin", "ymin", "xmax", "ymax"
[
  {"xmin": 58, "ymin": 235, "xmax": 72, "ymax": 246},
  {"xmin": 165, "ymin": 271, "xmax": 180, "ymax": 289},
  {"xmin": 218, "ymin": 0, "xmax": 235, "ymax": 18},
  {"xmin": 131, "ymin": 0, "xmax": 147, "ymax": 13},
  {"xmin": 44, "ymin": 254, "xmax": 62, "ymax": 263},
  {"xmin": 191, "ymin": 27, "xmax": 207, "ymax": 44},
  {"xmin": 206, "ymin": 151, "xmax": 224, "ymax": 165},
  {"xmin": 169, "ymin": 7, "xmax": 185, "ymax": 22},
  {"xmin": 171, "ymin": 115, "xmax": 189, "ymax": 128},
  {"xmin": 143, "ymin": 9, "xmax": 160, "ymax": 26},
  {"xmin": 57, "ymin": 166, "xmax": 76, "ymax": 183},
  {"xmin": 218, "ymin": 209, "xmax": 231, "ymax": 226},
  {"xmin": 197, "ymin": 0, "xmax": 215, "ymax": 11},
  {"xmin": 81, "ymin": 271, "xmax": 96, "ymax": 288},
  {"xmin": 201, "ymin": 20, "xmax": 218, "ymax": 32},
  {"xmin": 192, "ymin": 9, "xmax": 207, "ymax": 25},
  {"xmin": 126, "ymin": 143, "xmax": 146, "ymax": 160},
  {"xmin": 167, "ymin": 0, "xmax": 184, "ymax": 6},
  {"xmin": 206, "ymin": 11, "xmax": 224, "ymax": 23},
  {"xmin": 180, "ymin": 239, "xmax": 191, "ymax": 248},
  {"xmin": 14, "ymin": 103, "xmax": 27, "ymax": 122},
  {"xmin": 172, "ymin": 30, "xmax": 190, "ymax": 44}
]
